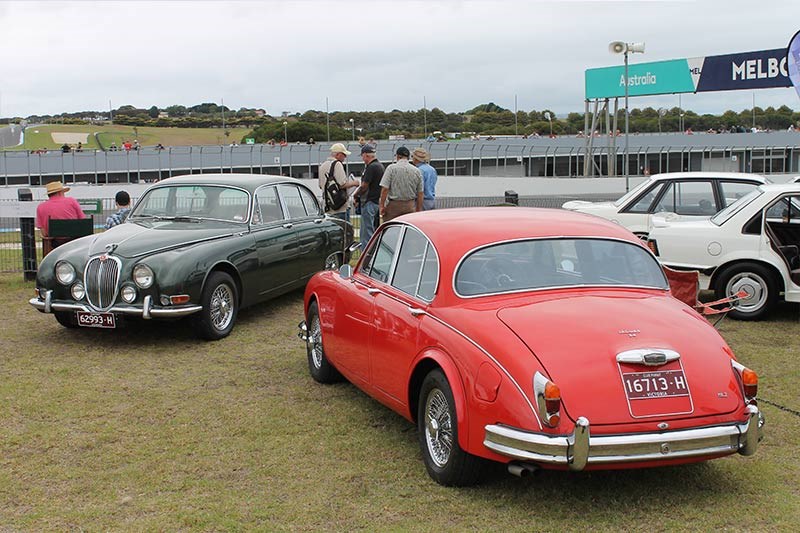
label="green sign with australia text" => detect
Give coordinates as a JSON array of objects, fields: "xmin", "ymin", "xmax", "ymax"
[{"xmin": 585, "ymin": 59, "xmax": 695, "ymax": 99}]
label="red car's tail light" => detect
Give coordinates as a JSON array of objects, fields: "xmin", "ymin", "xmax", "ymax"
[
  {"xmin": 534, "ymin": 372, "xmax": 562, "ymax": 428},
  {"xmin": 544, "ymin": 382, "xmax": 561, "ymax": 426},
  {"xmin": 647, "ymin": 239, "xmax": 659, "ymax": 256},
  {"xmin": 742, "ymin": 369, "xmax": 758, "ymax": 402},
  {"xmin": 731, "ymin": 360, "xmax": 758, "ymax": 405}
]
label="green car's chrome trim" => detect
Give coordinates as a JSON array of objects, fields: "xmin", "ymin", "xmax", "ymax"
[{"xmin": 30, "ymin": 291, "xmax": 202, "ymax": 319}]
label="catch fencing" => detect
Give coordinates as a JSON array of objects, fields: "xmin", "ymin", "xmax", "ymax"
[
  {"xmin": 3, "ymin": 132, "xmax": 799, "ymax": 185},
  {"xmin": 0, "ymin": 193, "xmax": 614, "ymax": 274}
]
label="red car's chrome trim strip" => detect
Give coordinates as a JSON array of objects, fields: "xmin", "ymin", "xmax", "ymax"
[{"xmin": 422, "ymin": 311, "xmax": 542, "ymax": 429}]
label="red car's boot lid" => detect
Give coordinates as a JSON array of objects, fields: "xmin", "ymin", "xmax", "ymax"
[{"xmin": 496, "ymin": 292, "xmax": 743, "ymax": 426}]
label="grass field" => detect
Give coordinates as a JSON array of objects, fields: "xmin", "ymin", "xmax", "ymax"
[
  {"xmin": 1, "ymin": 273, "xmax": 798, "ymax": 530},
  {"xmin": 7, "ymin": 124, "xmax": 253, "ymax": 152}
]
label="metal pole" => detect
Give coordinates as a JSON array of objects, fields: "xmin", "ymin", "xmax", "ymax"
[
  {"xmin": 423, "ymin": 96, "xmax": 427, "ymax": 139},
  {"xmin": 752, "ymin": 92, "xmax": 756, "ymax": 130},
  {"xmin": 514, "ymin": 94, "xmax": 518, "ymax": 137},
  {"xmin": 624, "ymin": 50, "xmax": 630, "ymax": 192}
]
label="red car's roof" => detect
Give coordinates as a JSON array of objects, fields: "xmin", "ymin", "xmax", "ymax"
[{"xmin": 395, "ymin": 207, "xmax": 641, "ymax": 252}]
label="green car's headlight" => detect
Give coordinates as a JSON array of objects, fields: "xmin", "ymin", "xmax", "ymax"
[
  {"xmin": 133, "ymin": 264, "xmax": 154, "ymax": 289},
  {"xmin": 55, "ymin": 261, "xmax": 76, "ymax": 285},
  {"xmin": 71, "ymin": 282, "xmax": 85, "ymax": 301},
  {"xmin": 120, "ymin": 284, "xmax": 137, "ymax": 303}
]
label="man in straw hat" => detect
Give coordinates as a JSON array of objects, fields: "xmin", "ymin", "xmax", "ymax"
[
  {"xmin": 318, "ymin": 143, "xmax": 360, "ymax": 221},
  {"xmin": 411, "ymin": 147, "xmax": 438, "ymax": 211},
  {"xmin": 35, "ymin": 180, "xmax": 86, "ymax": 237}
]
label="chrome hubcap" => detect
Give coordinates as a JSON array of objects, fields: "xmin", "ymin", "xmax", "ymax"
[
  {"xmin": 727, "ymin": 272, "xmax": 767, "ymax": 313},
  {"xmin": 424, "ymin": 388, "xmax": 453, "ymax": 468},
  {"xmin": 210, "ymin": 284, "xmax": 234, "ymax": 330},
  {"xmin": 309, "ymin": 315, "xmax": 323, "ymax": 369},
  {"xmin": 325, "ymin": 254, "xmax": 340, "ymax": 270}
]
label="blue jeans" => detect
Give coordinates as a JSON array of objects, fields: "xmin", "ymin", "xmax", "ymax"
[
  {"xmin": 360, "ymin": 201, "xmax": 380, "ymax": 246},
  {"xmin": 423, "ymin": 198, "xmax": 436, "ymax": 211},
  {"xmin": 328, "ymin": 209, "xmax": 350, "ymax": 222}
]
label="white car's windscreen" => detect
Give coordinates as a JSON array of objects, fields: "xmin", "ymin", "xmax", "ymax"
[
  {"xmin": 455, "ymin": 238, "xmax": 668, "ymax": 297},
  {"xmin": 710, "ymin": 188, "xmax": 764, "ymax": 226},
  {"xmin": 613, "ymin": 178, "xmax": 653, "ymax": 207}
]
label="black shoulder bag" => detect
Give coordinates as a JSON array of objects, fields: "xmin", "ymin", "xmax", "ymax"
[{"xmin": 324, "ymin": 160, "xmax": 348, "ymax": 211}]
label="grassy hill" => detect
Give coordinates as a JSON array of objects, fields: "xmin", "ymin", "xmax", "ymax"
[{"xmin": 7, "ymin": 124, "xmax": 253, "ymax": 151}]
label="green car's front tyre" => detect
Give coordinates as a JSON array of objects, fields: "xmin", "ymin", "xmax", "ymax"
[{"xmin": 194, "ymin": 271, "xmax": 239, "ymax": 340}]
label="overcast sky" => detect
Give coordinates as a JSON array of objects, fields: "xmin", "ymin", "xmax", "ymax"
[{"xmin": 0, "ymin": 0, "xmax": 798, "ymax": 118}]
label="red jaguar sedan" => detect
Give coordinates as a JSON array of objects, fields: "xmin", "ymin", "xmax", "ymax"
[{"xmin": 299, "ymin": 207, "xmax": 763, "ymax": 486}]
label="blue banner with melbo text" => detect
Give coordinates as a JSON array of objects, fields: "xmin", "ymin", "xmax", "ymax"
[{"xmin": 696, "ymin": 48, "xmax": 791, "ymax": 92}]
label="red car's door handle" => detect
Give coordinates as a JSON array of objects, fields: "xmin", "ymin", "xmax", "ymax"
[
  {"xmin": 367, "ymin": 288, "xmax": 381, "ymax": 295},
  {"xmin": 408, "ymin": 307, "xmax": 426, "ymax": 317}
]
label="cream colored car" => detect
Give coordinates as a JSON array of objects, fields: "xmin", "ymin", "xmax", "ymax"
[
  {"xmin": 562, "ymin": 172, "xmax": 769, "ymax": 238},
  {"xmin": 648, "ymin": 183, "xmax": 800, "ymax": 320}
]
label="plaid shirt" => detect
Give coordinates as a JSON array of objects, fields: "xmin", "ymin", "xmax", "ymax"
[{"xmin": 105, "ymin": 207, "xmax": 131, "ymax": 229}]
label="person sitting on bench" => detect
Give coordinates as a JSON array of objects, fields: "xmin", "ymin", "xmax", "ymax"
[{"xmin": 35, "ymin": 181, "xmax": 86, "ymax": 238}]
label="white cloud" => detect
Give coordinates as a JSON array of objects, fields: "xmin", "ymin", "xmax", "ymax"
[{"xmin": 0, "ymin": 0, "xmax": 798, "ymax": 117}]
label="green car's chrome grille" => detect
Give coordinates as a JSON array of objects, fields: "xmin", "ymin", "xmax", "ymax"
[{"xmin": 85, "ymin": 255, "xmax": 121, "ymax": 311}]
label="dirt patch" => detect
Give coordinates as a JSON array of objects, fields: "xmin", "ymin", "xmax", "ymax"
[{"xmin": 51, "ymin": 133, "xmax": 89, "ymax": 144}]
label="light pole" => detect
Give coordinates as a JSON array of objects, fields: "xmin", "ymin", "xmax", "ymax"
[
  {"xmin": 609, "ymin": 41, "xmax": 645, "ymax": 192},
  {"xmin": 544, "ymin": 111, "xmax": 553, "ymax": 137},
  {"xmin": 657, "ymin": 107, "xmax": 667, "ymax": 133},
  {"xmin": 349, "ymin": 118, "xmax": 355, "ymax": 142},
  {"xmin": 282, "ymin": 121, "xmax": 288, "ymax": 142}
]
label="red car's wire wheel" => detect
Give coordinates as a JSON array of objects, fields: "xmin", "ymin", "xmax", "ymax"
[{"xmin": 424, "ymin": 388, "xmax": 454, "ymax": 467}]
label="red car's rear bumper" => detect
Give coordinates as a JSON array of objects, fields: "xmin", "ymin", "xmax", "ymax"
[{"xmin": 483, "ymin": 405, "xmax": 762, "ymax": 471}]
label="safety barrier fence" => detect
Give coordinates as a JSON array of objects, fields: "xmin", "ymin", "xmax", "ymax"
[
  {"xmin": 2, "ymin": 138, "xmax": 798, "ymax": 184},
  {"xmin": 0, "ymin": 193, "xmax": 615, "ymax": 274}
]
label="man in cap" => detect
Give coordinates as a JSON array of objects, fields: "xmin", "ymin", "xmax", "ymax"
[
  {"xmin": 412, "ymin": 147, "xmax": 438, "ymax": 210},
  {"xmin": 318, "ymin": 143, "xmax": 360, "ymax": 220},
  {"xmin": 353, "ymin": 144, "xmax": 384, "ymax": 245},
  {"xmin": 379, "ymin": 146, "xmax": 423, "ymax": 222},
  {"xmin": 35, "ymin": 180, "xmax": 86, "ymax": 237}
]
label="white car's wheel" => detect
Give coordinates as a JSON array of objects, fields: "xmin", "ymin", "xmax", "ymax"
[{"xmin": 715, "ymin": 262, "xmax": 777, "ymax": 320}]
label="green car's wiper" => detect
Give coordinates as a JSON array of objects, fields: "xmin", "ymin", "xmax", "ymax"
[{"xmin": 130, "ymin": 214, "xmax": 205, "ymax": 222}]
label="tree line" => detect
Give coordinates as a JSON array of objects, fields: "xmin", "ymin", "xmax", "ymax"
[{"xmin": 8, "ymin": 101, "xmax": 800, "ymax": 143}]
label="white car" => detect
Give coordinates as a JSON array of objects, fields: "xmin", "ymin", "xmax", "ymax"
[
  {"xmin": 562, "ymin": 172, "xmax": 770, "ymax": 238},
  {"xmin": 648, "ymin": 183, "xmax": 800, "ymax": 320}
]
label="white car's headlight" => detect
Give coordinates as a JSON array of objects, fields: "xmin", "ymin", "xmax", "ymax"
[
  {"xmin": 120, "ymin": 284, "xmax": 137, "ymax": 303},
  {"xmin": 55, "ymin": 261, "xmax": 76, "ymax": 285},
  {"xmin": 71, "ymin": 282, "xmax": 85, "ymax": 300},
  {"xmin": 133, "ymin": 264, "xmax": 154, "ymax": 289}
]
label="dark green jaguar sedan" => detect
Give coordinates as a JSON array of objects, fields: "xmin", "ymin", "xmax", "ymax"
[{"xmin": 30, "ymin": 174, "xmax": 352, "ymax": 340}]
